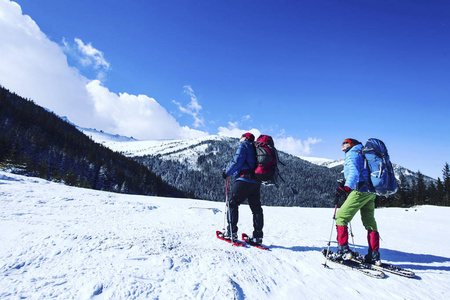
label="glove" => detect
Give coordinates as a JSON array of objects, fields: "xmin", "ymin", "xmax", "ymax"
[
  {"xmin": 222, "ymin": 171, "xmax": 228, "ymax": 180},
  {"xmin": 338, "ymin": 179, "xmax": 346, "ymax": 188},
  {"xmin": 335, "ymin": 186, "xmax": 352, "ymax": 197}
]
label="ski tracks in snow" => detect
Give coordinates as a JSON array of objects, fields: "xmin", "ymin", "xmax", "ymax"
[
  {"xmin": 0, "ymin": 174, "xmax": 303, "ymax": 299},
  {"xmin": 2, "ymin": 172, "xmax": 450, "ymax": 299},
  {"xmin": 0, "ymin": 175, "xmax": 265, "ymax": 299}
]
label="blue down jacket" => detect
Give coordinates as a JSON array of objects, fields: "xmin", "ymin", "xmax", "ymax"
[
  {"xmin": 344, "ymin": 144, "xmax": 372, "ymax": 193},
  {"xmin": 225, "ymin": 140, "xmax": 258, "ymax": 183}
]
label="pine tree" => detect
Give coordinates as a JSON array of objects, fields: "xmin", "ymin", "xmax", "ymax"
[
  {"xmin": 436, "ymin": 178, "xmax": 445, "ymax": 206},
  {"xmin": 396, "ymin": 172, "xmax": 411, "ymax": 207},
  {"xmin": 415, "ymin": 171, "xmax": 427, "ymax": 206},
  {"xmin": 64, "ymin": 170, "xmax": 77, "ymax": 186},
  {"xmin": 443, "ymin": 163, "xmax": 450, "ymax": 206},
  {"xmin": 426, "ymin": 181, "xmax": 437, "ymax": 205}
]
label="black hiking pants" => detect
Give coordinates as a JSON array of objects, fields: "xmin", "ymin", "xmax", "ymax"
[{"xmin": 227, "ymin": 180, "xmax": 263, "ymax": 238}]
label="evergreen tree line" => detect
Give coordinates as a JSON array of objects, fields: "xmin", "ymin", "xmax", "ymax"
[
  {"xmin": 1, "ymin": 85, "xmax": 447, "ymax": 207},
  {"xmin": 136, "ymin": 138, "xmax": 449, "ymax": 208},
  {"xmin": 135, "ymin": 139, "xmax": 343, "ymax": 207},
  {"xmin": 376, "ymin": 164, "xmax": 450, "ymax": 208},
  {"xmin": 0, "ymin": 86, "xmax": 186, "ymax": 198}
]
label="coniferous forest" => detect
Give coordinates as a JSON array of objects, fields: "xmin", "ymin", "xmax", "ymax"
[
  {"xmin": 1, "ymin": 85, "xmax": 449, "ymax": 207},
  {"xmin": 135, "ymin": 143, "xmax": 343, "ymax": 207},
  {"xmin": 135, "ymin": 146, "xmax": 450, "ymax": 208},
  {"xmin": 0, "ymin": 86, "xmax": 186, "ymax": 198},
  {"xmin": 378, "ymin": 165, "xmax": 450, "ymax": 208}
]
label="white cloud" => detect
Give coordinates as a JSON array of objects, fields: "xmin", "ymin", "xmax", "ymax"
[
  {"xmin": 86, "ymin": 80, "xmax": 207, "ymax": 140},
  {"xmin": 0, "ymin": 0, "xmax": 207, "ymax": 140},
  {"xmin": 217, "ymin": 122, "xmax": 261, "ymax": 139},
  {"xmin": 0, "ymin": 0, "xmax": 94, "ymax": 126},
  {"xmin": 218, "ymin": 122, "xmax": 321, "ymax": 156},
  {"xmin": 275, "ymin": 136, "xmax": 322, "ymax": 156},
  {"xmin": 62, "ymin": 38, "xmax": 110, "ymax": 80},
  {"xmin": 74, "ymin": 38, "xmax": 110, "ymax": 70},
  {"xmin": 172, "ymin": 85, "xmax": 205, "ymax": 128},
  {"xmin": 0, "ymin": 0, "xmax": 321, "ymax": 149},
  {"xmin": 217, "ymin": 114, "xmax": 260, "ymax": 138}
]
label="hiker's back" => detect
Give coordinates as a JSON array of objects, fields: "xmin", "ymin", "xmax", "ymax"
[{"xmin": 254, "ymin": 135, "xmax": 281, "ymax": 186}]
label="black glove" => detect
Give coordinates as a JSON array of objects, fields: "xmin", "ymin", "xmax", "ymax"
[
  {"xmin": 334, "ymin": 179, "xmax": 349, "ymax": 206},
  {"xmin": 335, "ymin": 186, "xmax": 352, "ymax": 197},
  {"xmin": 222, "ymin": 171, "xmax": 228, "ymax": 179}
]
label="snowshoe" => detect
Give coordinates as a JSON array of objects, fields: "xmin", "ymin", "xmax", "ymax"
[
  {"xmin": 364, "ymin": 250, "xmax": 382, "ymax": 266},
  {"xmin": 332, "ymin": 245, "xmax": 353, "ymax": 261},
  {"xmin": 221, "ymin": 230, "xmax": 238, "ymax": 241}
]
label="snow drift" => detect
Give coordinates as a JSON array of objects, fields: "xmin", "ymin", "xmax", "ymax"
[{"xmin": 1, "ymin": 171, "xmax": 449, "ymax": 299}]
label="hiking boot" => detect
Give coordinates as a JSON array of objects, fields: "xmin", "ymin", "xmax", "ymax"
[
  {"xmin": 333, "ymin": 244, "xmax": 353, "ymax": 261},
  {"xmin": 364, "ymin": 250, "xmax": 381, "ymax": 266},
  {"xmin": 248, "ymin": 236, "xmax": 263, "ymax": 246},
  {"xmin": 222, "ymin": 231, "xmax": 238, "ymax": 241}
]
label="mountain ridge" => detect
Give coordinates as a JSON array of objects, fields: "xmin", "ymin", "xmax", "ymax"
[
  {"xmin": 85, "ymin": 128, "xmax": 436, "ymax": 188},
  {"xmin": 82, "ymin": 129, "xmax": 436, "ymax": 207},
  {"xmin": 0, "ymin": 86, "xmax": 186, "ymax": 198},
  {"xmin": 0, "ymin": 84, "xmax": 440, "ymax": 208}
]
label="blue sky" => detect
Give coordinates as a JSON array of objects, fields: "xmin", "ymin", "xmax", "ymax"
[{"xmin": 1, "ymin": 0, "xmax": 449, "ymax": 179}]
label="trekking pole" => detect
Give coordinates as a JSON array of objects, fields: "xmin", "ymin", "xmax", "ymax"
[
  {"xmin": 223, "ymin": 177, "xmax": 234, "ymax": 241},
  {"xmin": 323, "ymin": 195, "xmax": 339, "ymax": 268},
  {"xmin": 349, "ymin": 221, "xmax": 356, "ymax": 254},
  {"xmin": 223, "ymin": 177, "xmax": 229, "ymax": 230}
]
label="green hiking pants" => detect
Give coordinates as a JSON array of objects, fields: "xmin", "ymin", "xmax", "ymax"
[{"xmin": 335, "ymin": 191, "xmax": 378, "ymax": 232}]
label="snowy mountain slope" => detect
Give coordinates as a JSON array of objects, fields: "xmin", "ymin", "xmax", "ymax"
[
  {"xmin": 78, "ymin": 129, "xmax": 436, "ymax": 207},
  {"xmin": 84, "ymin": 128, "xmax": 434, "ymax": 184},
  {"xmin": 82, "ymin": 131, "xmax": 235, "ymax": 172},
  {"xmin": 301, "ymin": 157, "xmax": 346, "ymax": 169},
  {"xmin": 79, "ymin": 127, "xmax": 138, "ymax": 143},
  {"xmin": 81, "ymin": 130, "xmax": 224, "ymax": 158},
  {"xmin": 301, "ymin": 157, "xmax": 436, "ymax": 186},
  {"xmin": 1, "ymin": 171, "xmax": 450, "ymax": 299},
  {"xmin": 298, "ymin": 156, "xmax": 334, "ymax": 165},
  {"xmin": 95, "ymin": 133, "xmax": 341, "ymax": 207}
]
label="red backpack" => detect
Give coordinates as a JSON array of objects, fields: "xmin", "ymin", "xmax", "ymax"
[{"xmin": 254, "ymin": 135, "xmax": 284, "ymax": 186}]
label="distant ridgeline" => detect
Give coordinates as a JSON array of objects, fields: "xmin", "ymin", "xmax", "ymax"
[
  {"xmin": 132, "ymin": 138, "xmax": 449, "ymax": 207},
  {"xmin": 0, "ymin": 85, "xmax": 186, "ymax": 198},
  {"xmin": 1, "ymin": 85, "xmax": 447, "ymax": 207},
  {"xmin": 132, "ymin": 137, "xmax": 446, "ymax": 207},
  {"xmin": 134, "ymin": 139, "xmax": 343, "ymax": 207}
]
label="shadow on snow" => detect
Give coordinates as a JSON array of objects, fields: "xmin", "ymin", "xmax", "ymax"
[{"xmin": 269, "ymin": 242, "xmax": 450, "ymax": 272}]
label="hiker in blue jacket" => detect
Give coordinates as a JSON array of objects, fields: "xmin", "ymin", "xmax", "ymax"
[
  {"xmin": 222, "ymin": 132, "xmax": 263, "ymax": 245},
  {"xmin": 334, "ymin": 138, "xmax": 381, "ymax": 265}
]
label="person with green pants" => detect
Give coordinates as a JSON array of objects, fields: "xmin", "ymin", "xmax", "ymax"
[{"xmin": 334, "ymin": 138, "xmax": 381, "ymax": 265}]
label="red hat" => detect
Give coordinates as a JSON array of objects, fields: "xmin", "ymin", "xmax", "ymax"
[
  {"xmin": 342, "ymin": 138, "xmax": 361, "ymax": 147},
  {"xmin": 241, "ymin": 132, "xmax": 255, "ymax": 142}
]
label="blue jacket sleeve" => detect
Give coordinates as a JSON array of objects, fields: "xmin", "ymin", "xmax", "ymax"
[
  {"xmin": 344, "ymin": 144, "xmax": 372, "ymax": 192},
  {"xmin": 225, "ymin": 142, "xmax": 248, "ymax": 176},
  {"xmin": 344, "ymin": 148, "xmax": 362, "ymax": 190}
]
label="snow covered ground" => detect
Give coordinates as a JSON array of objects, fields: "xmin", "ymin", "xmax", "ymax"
[{"xmin": 1, "ymin": 171, "xmax": 450, "ymax": 299}]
